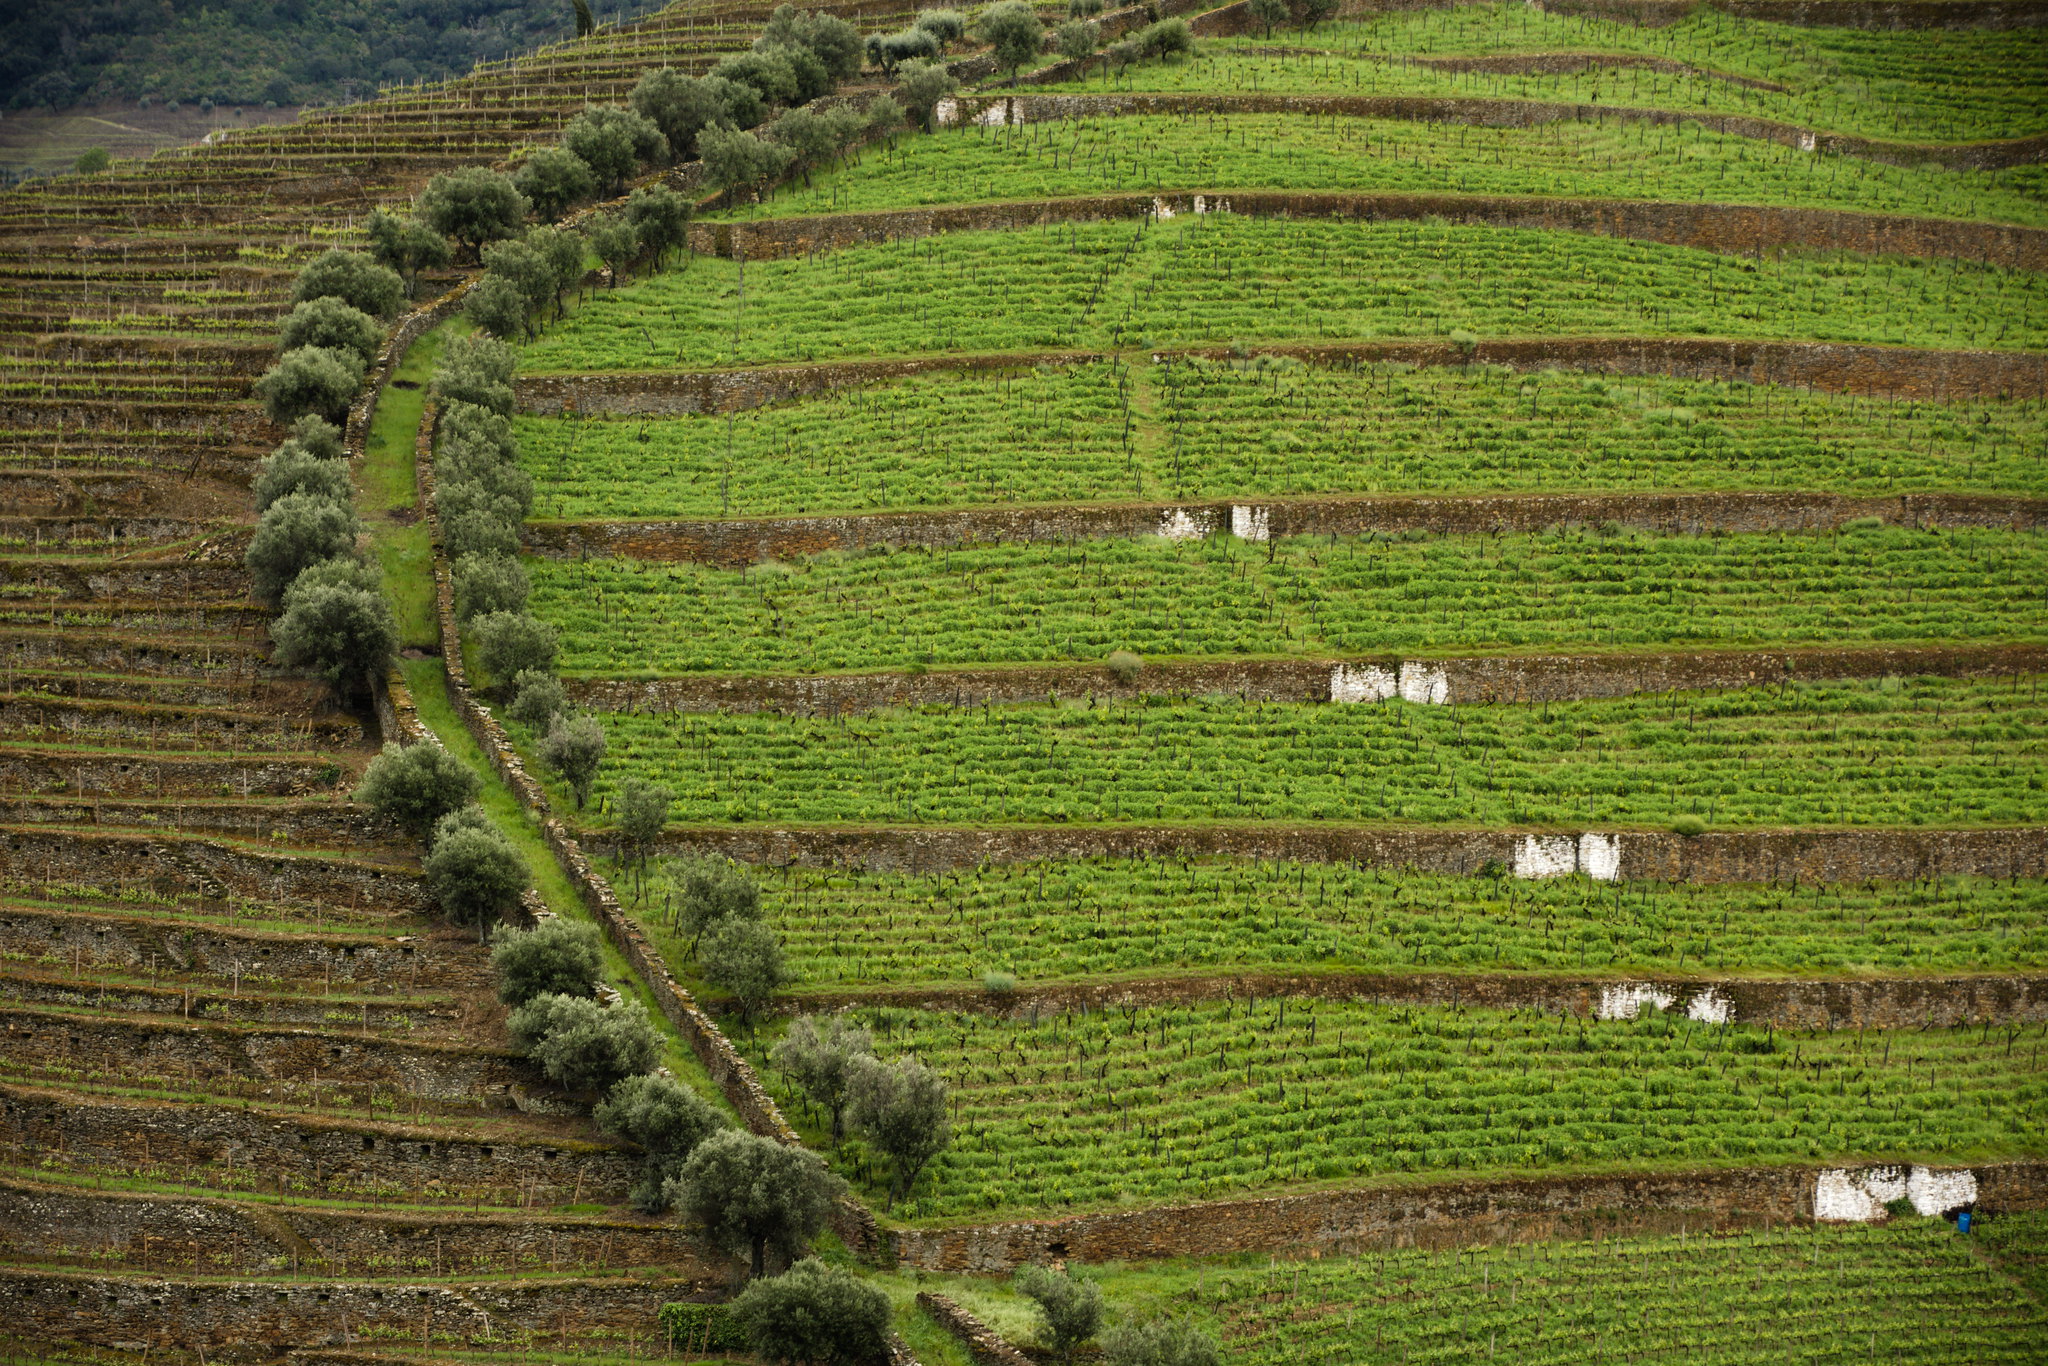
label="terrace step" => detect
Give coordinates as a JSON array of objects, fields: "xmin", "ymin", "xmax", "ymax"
[
  {"xmin": 0, "ymin": 969, "xmax": 471, "ymax": 1043},
  {"xmin": 0, "ymin": 693, "xmax": 362, "ymax": 754},
  {"xmin": 0, "ymin": 747, "xmax": 351, "ymax": 800},
  {"xmin": 567, "ymin": 643, "xmax": 2048, "ymax": 715},
  {"xmin": 0, "ymin": 904, "xmax": 488, "ymax": 993},
  {"xmin": 0, "ymin": 627, "xmax": 271, "ymax": 679},
  {"xmin": 0, "ymin": 796, "xmax": 387, "ymax": 849},
  {"xmin": 0, "ymin": 1081, "xmax": 638, "ymax": 1210},
  {"xmin": 634, "ymin": 822, "xmax": 2048, "ymax": 884},
  {"xmin": 0, "ymin": 555, "xmax": 252, "ymax": 601},
  {"xmin": 0, "ymin": 1003, "xmax": 556, "ymax": 1115},
  {"xmin": 0, "ymin": 597, "xmax": 272, "ymax": 634},
  {"xmin": 0, "ymin": 515, "xmax": 239, "ymax": 553},
  {"xmin": 0, "ymin": 668, "xmax": 313, "ymax": 711},
  {"xmin": 783, "ymin": 967, "xmax": 2048, "ymax": 1031},
  {"xmin": 0, "ymin": 466, "xmax": 253, "ymax": 517},
  {"xmin": 690, "ymin": 189, "xmax": 2048, "ymax": 271},
  {"xmin": 0, "ymin": 827, "xmax": 428, "ymax": 918},
  {"xmin": 0, "ymin": 1265, "xmax": 700, "ymax": 1358},
  {"xmin": 529, "ymin": 489, "xmax": 2048, "ymax": 567},
  {"xmin": 0, "ymin": 1175, "xmax": 726, "ymax": 1280}
]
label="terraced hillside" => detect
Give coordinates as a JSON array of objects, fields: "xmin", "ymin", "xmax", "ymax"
[
  {"xmin": 5, "ymin": 0, "xmax": 2047, "ymax": 1361},
  {"xmin": 487, "ymin": 0, "xmax": 2048, "ymax": 1359}
]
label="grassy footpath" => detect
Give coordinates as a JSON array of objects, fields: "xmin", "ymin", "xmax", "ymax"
[{"xmin": 361, "ymin": 321, "xmax": 452, "ymax": 651}]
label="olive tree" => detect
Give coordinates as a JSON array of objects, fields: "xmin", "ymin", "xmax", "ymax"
[
  {"xmin": 355, "ymin": 740, "xmax": 479, "ymax": 837},
  {"xmin": 505, "ymin": 668, "xmax": 568, "ymax": 730},
  {"xmin": 253, "ymin": 441, "xmax": 352, "ymax": 512},
  {"xmin": 424, "ymin": 812, "xmax": 530, "ymax": 932},
  {"xmin": 270, "ymin": 561, "xmax": 397, "ymax": 690},
  {"xmin": 1100, "ymin": 1319, "xmax": 1220, "ymax": 1366},
  {"xmin": 894, "ymin": 60, "xmax": 958, "ymax": 130},
  {"xmin": 848, "ymin": 1053, "xmax": 951, "ymax": 1208},
  {"xmin": 255, "ymin": 345, "xmax": 366, "ymax": 426},
  {"xmin": 1016, "ymin": 1266, "xmax": 1104, "ymax": 1366},
  {"xmin": 630, "ymin": 68, "xmax": 726, "ymax": 159},
  {"xmin": 587, "ymin": 211, "xmax": 642, "ymax": 286},
  {"xmin": 244, "ymin": 490, "xmax": 361, "ymax": 603},
  {"xmin": 770, "ymin": 1015, "xmax": 874, "ymax": 1145},
  {"xmin": 669, "ymin": 1129, "xmax": 846, "ymax": 1279},
  {"xmin": 287, "ymin": 414, "xmax": 345, "ymax": 460},
  {"xmin": 760, "ymin": 4, "xmax": 864, "ymax": 82},
  {"xmin": 614, "ymin": 777, "xmax": 672, "ymax": 882},
  {"xmin": 366, "ymin": 208, "xmax": 451, "ymax": 296},
  {"xmin": 977, "ymin": 1, "xmax": 1046, "ymax": 85},
  {"xmin": 514, "ymin": 145, "xmax": 596, "ymax": 220},
  {"xmin": 731, "ymin": 1259, "xmax": 891, "ymax": 1366},
  {"xmin": 463, "ymin": 273, "xmax": 528, "ymax": 340},
  {"xmin": 293, "ymin": 248, "xmax": 405, "ymax": 317},
  {"xmin": 491, "ymin": 918, "xmax": 603, "ymax": 1005},
  {"xmin": 594, "ymin": 1072, "xmax": 730, "ymax": 1212},
  {"xmin": 698, "ymin": 124, "xmax": 795, "ymax": 192},
  {"xmin": 278, "ymin": 296, "xmax": 382, "ymax": 368},
  {"xmin": 562, "ymin": 104, "xmax": 667, "ymax": 193},
  {"xmin": 421, "ymin": 166, "xmax": 529, "ymax": 261},
  {"xmin": 1248, "ymin": 0, "xmax": 1287, "ymax": 37},
  {"xmin": 509, "ymin": 993, "xmax": 660, "ymax": 1092},
  {"xmin": 625, "ymin": 184, "xmax": 692, "ymax": 267},
  {"xmin": 474, "ymin": 610, "xmax": 559, "ymax": 687},
  {"xmin": 452, "ymin": 551, "xmax": 529, "ymax": 622},
  {"xmin": 670, "ymin": 858, "xmax": 761, "ymax": 955},
  {"xmin": 701, "ymin": 916, "xmax": 788, "ymax": 1027},
  {"xmin": 539, "ymin": 713, "xmax": 607, "ymax": 809}
]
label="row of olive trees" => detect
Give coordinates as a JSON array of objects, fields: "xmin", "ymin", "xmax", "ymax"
[{"xmin": 247, "ymin": 250, "xmax": 410, "ymax": 695}]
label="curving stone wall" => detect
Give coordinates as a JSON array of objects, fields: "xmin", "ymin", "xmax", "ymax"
[
  {"xmin": 635, "ymin": 823, "xmax": 2048, "ymax": 883},
  {"xmin": 566, "ymin": 644, "xmax": 2048, "ymax": 715},
  {"xmin": 890, "ymin": 1160, "xmax": 2048, "ymax": 1270},
  {"xmin": 0, "ymin": 1082, "xmax": 636, "ymax": 1207},
  {"xmin": 690, "ymin": 191, "xmax": 2048, "ymax": 269},
  {"xmin": 527, "ymin": 489, "xmax": 2048, "ymax": 567},
  {"xmin": 778, "ymin": 969, "xmax": 2048, "ymax": 1029}
]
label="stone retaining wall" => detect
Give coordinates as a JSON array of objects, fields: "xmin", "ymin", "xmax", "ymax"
[
  {"xmin": 0, "ymin": 694, "xmax": 359, "ymax": 753},
  {"xmin": 784, "ymin": 970, "xmax": 2048, "ymax": 1030},
  {"xmin": 0, "ymin": 972, "xmax": 464, "ymax": 1037},
  {"xmin": 566, "ymin": 644, "xmax": 2048, "ymax": 715},
  {"xmin": 690, "ymin": 191, "xmax": 2048, "ymax": 269},
  {"xmin": 404, "ymin": 376, "xmax": 886, "ymax": 1255},
  {"xmin": 0, "ymin": 1179, "xmax": 726, "ymax": 1281},
  {"xmin": 635, "ymin": 823, "xmax": 2048, "ymax": 883},
  {"xmin": 0, "ymin": 828, "xmax": 427, "ymax": 915},
  {"xmin": 0, "ymin": 748, "xmax": 341, "ymax": 799},
  {"xmin": 0, "ymin": 1266, "xmax": 700, "ymax": 1357},
  {"xmin": 1580, "ymin": 0, "xmax": 2048, "ymax": 29},
  {"xmin": 515, "ymin": 338, "xmax": 2048, "ymax": 424},
  {"xmin": 935, "ymin": 92, "xmax": 2048, "ymax": 170},
  {"xmin": 0, "ymin": 1005, "xmax": 544, "ymax": 1109},
  {"xmin": 529, "ymin": 488, "xmax": 2048, "ymax": 567},
  {"xmin": 0, "ymin": 628, "xmax": 270, "ymax": 680},
  {"xmin": 0, "ymin": 906, "xmax": 485, "ymax": 992},
  {"xmin": 891, "ymin": 1160, "xmax": 2048, "ymax": 1269},
  {"xmin": 0, "ymin": 1083, "xmax": 636, "ymax": 1208},
  {"xmin": 917, "ymin": 1293, "xmax": 1034, "ymax": 1366},
  {"xmin": 0, "ymin": 556, "xmax": 251, "ymax": 602},
  {"xmin": 0, "ymin": 796, "xmax": 391, "ymax": 847}
]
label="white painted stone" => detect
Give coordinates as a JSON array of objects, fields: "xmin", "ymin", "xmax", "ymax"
[
  {"xmin": 1153, "ymin": 197, "xmax": 1176, "ymax": 220},
  {"xmin": 933, "ymin": 98, "xmax": 959, "ymax": 127},
  {"xmin": 1230, "ymin": 505, "xmax": 1270, "ymax": 541},
  {"xmin": 1815, "ymin": 1167, "xmax": 1907, "ymax": 1221},
  {"xmin": 1799, "ymin": 131, "xmax": 1818, "ymax": 152},
  {"xmin": 1907, "ymin": 1167, "xmax": 1978, "ymax": 1216},
  {"xmin": 1397, "ymin": 662, "xmax": 1450, "ymax": 705},
  {"xmin": 1684, "ymin": 987, "xmax": 1733, "ymax": 1025},
  {"xmin": 1578, "ymin": 832, "xmax": 1622, "ymax": 882},
  {"xmin": 1330, "ymin": 664, "xmax": 1397, "ymax": 704},
  {"xmin": 1157, "ymin": 508, "xmax": 1211, "ymax": 540},
  {"xmin": 1597, "ymin": 982, "xmax": 1677, "ymax": 1021},
  {"xmin": 1513, "ymin": 835, "xmax": 1577, "ymax": 880},
  {"xmin": 975, "ymin": 100, "xmax": 1010, "ymax": 127}
]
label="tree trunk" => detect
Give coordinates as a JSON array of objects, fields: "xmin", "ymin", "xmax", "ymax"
[{"xmin": 751, "ymin": 1235, "xmax": 766, "ymax": 1280}]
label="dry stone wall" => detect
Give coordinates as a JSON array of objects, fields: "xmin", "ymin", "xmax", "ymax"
[
  {"xmin": 936, "ymin": 93, "xmax": 2048, "ymax": 170},
  {"xmin": 690, "ymin": 191, "xmax": 2048, "ymax": 269},
  {"xmin": 0, "ymin": 906, "xmax": 488, "ymax": 992},
  {"xmin": 639, "ymin": 823, "xmax": 2048, "ymax": 882},
  {"xmin": 0, "ymin": 1266, "xmax": 699, "ymax": 1358},
  {"xmin": 917, "ymin": 1293, "xmax": 1035, "ymax": 1366},
  {"xmin": 0, "ymin": 796, "xmax": 391, "ymax": 847},
  {"xmin": 567, "ymin": 644, "xmax": 2048, "ymax": 715},
  {"xmin": 528, "ymin": 490, "xmax": 2048, "ymax": 568},
  {"xmin": 784, "ymin": 969, "xmax": 2048, "ymax": 1030},
  {"xmin": 0, "ymin": 748, "xmax": 340, "ymax": 799},
  {"xmin": 0, "ymin": 1179, "xmax": 727, "ymax": 1281},
  {"xmin": 0, "ymin": 1005, "xmax": 546, "ymax": 1109},
  {"xmin": 0, "ymin": 973, "xmax": 465, "ymax": 1036},
  {"xmin": 0, "ymin": 828, "xmax": 428, "ymax": 915},
  {"xmin": 515, "ymin": 338, "xmax": 2048, "ymax": 426},
  {"xmin": 891, "ymin": 1160, "xmax": 2048, "ymax": 1270},
  {"xmin": 0, "ymin": 1083, "xmax": 637, "ymax": 1207},
  {"xmin": 0, "ymin": 628, "xmax": 268, "ymax": 680}
]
